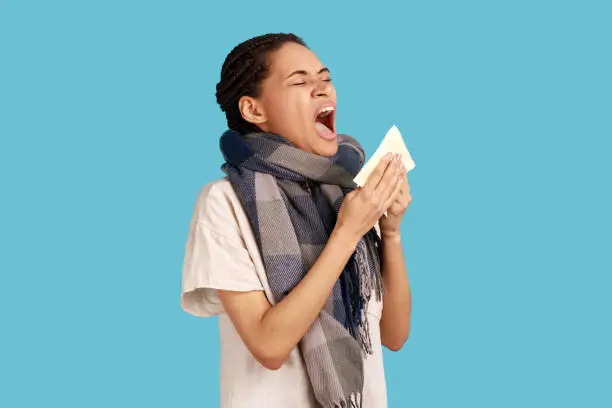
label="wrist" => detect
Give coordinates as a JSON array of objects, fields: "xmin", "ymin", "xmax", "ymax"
[
  {"xmin": 381, "ymin": 231, "xmax": 402, "ymax": 243},
  {"xmin": 331, "ymin": 225, "xmax": 360, "ymax": 252}
]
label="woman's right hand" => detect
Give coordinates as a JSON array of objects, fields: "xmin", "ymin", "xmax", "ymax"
[{"xmin": 335, "ymin": 152, "xmax": 404, "ymax": 245}]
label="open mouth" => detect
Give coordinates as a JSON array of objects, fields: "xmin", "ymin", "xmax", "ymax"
[{"xmin": 314, "ymin": 106, "xmax": 336, "ymax": 135}]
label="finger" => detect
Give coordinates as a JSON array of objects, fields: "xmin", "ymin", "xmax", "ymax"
[
  {"xmin": 380, "ymin": 171, "xmax": 402, "ymax": 213},
  {"xmin": 345, "ymin": 189, "xmax": 358, "ymax": 201},
  {"xmin": 363, "ymin": 153, "xmax": 394, "ymax": 192},
  {"xmin": 394, "ymin": 173, "xmax": 404, "ymax": 198},
  {"xmin": 377, "ymin": 154, "xmax": 402, "ymax": 197},
  {"xmin": 402, "ymin": 170, "xmax": 410, "ymax": 192},
  {"xmin": 383, "ymin": 173, "xmax": 404, "ymax": 210},
  {"xmin": 398, "ymin": 168, "xmax": 410, "ymax": 197}
]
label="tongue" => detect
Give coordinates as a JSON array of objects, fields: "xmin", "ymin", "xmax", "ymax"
[{"xmin": 315, "ymin": 121, "xmax": 335, "ymax": 140}]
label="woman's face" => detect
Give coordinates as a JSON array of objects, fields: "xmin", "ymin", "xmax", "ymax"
[{"xmin": 240, "ymin": 42, "xmax": 338, "ymax": 157}]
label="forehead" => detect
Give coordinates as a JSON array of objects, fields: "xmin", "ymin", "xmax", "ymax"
[{"xmin": 267, "ymin": 42, "xmax": 324, "ymax": 77}]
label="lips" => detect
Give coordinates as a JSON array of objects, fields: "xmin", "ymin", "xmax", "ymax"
[{"xmin": 313, "ymin": 103, "xmax": 336, "ymax": 140}]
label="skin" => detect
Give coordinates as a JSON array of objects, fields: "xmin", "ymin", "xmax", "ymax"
[
  {"xmin": 218, "ymin": 42, "xmax": 413, "ymax": 370},
  {"xmin": 237, "ymin": 41, "xmax": 338, "ymax": 157}
]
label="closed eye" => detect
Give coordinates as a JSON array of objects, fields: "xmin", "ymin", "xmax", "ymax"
[{"xmin": 291, "ymin": 78, "xmax": 332, "ymax": 86}]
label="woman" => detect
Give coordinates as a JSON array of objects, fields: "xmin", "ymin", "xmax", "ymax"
[{"xmin": 181, "ymin": 33, "xmax": 412, "ymax": 408}]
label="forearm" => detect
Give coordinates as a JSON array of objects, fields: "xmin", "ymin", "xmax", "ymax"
[
  {"xmin": 379, "ymin": 232, "xmax": 412, "ymax": 350},
  {"xmin": 259, "ymin": 227, "xmax": 358, "ymax": 361}
]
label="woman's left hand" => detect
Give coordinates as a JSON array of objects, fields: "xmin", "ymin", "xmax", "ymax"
[{"xmin": 378, "ymin": 169, "xmax": 412, "ymax": 237}]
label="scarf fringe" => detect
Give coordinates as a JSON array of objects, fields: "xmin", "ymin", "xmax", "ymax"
[
  {"xmin": 354, "ymin": 242, "xmax": 373, "ymax": 356},
  {"xmin": 347, "ymin": 228, "xmax": 384, "ymax": 357},
  {"xmin": 333, "ymin": 392, "xmax": 363, "ymax": 408}
]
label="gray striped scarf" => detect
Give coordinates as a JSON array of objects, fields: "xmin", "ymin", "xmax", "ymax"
[{"xmin": 220, "ymin": 129, "xmax": 383, "ymax": 408}]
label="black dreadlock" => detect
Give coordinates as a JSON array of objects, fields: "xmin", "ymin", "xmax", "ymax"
[{"xmin": 215, "ymin": 33, "xmax": 307, "ymax": 135}]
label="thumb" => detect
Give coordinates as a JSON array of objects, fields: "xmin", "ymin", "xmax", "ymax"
[{"xmin": 346, "ymin": 188, "xmax": 360, "ymax": 200}]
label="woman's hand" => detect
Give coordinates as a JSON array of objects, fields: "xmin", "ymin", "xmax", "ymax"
[
  {"xmin": 335, "ymin": 152, "xmax": 404, "ymax": 246},
  {"xmin": 378, "ymin": 167, "xmax": 412, "ymax": 239}
]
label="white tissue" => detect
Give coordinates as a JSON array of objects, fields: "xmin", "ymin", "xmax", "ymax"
[{"xmin": 353, "ymin": 125, "xmax": 416, "ymax": 217}]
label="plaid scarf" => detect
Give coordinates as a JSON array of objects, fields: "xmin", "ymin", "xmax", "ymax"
[{"xmin": 220, "ymin": 129, "xmax": 383, "ymax": 408}]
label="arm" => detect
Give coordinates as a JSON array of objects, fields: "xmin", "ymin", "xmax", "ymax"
[
  {"xmin": 217, "ymin": 227, "xmax": 358, "ymax": 370},
  {"xmin": 379, "ymin": 232, "xmax": 412, "ymax": 351},
  {"xmin": 377, "ymin": 166, "xmax": 413, "ymax": 351}
]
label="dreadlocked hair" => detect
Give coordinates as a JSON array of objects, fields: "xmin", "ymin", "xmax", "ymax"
[{"xmin": 215, "ymin": 33, "xmax": 307, "ymax": 135}]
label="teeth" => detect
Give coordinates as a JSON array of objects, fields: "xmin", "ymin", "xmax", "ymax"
[{"xmin": 317, "ymin": 106, "xmax": 335, "ymax": 118}]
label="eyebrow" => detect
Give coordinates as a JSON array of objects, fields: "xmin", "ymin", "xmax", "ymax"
[{"xmin": 285, "ymin": 67, "xmax": 330, "ymax": 79}]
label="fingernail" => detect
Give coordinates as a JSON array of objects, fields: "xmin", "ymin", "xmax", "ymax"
[{"xmin": 384, "ymin": 153, "xmax": 393, "ymax": 161}]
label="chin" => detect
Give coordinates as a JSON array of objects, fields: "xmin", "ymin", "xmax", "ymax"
[{"xmin": 314, "ymin": 141, "xmax": 339, "ymax": 157}]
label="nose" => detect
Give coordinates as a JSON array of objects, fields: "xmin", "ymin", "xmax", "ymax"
[{"xmin": 312, "ymin": 78, "xmax": 332, "ymax": 98}]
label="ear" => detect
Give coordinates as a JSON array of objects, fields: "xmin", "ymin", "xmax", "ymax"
[{"xmin": 238, "ymin": 96, "xmax": 267, "ymax": 126}]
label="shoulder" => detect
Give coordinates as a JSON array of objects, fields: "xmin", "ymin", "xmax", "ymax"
[
  {"xmin": 194, "ymin": 176, "xmax": 234, "ymax": 203},
  {"xmin": 190, "ymin": 176, "xmax": 242, "ymax": 240}
]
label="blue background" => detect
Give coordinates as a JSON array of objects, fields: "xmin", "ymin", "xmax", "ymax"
[{"xmin": 1, "ymin": 0, "xmax": 610, "ymax": 407}]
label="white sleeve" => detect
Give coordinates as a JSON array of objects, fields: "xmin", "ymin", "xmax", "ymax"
[{"xmin": 180, "ymin": 220, "xmax": 264, "ymax": 317}]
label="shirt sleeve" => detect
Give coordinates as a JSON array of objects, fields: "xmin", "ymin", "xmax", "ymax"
[{"xmin": 180, "ymin": 219, "xmax": 264, "ymax": 317}]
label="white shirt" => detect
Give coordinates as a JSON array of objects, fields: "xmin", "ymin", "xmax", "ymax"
[{"xmin": 180, "ymin": 177, "xmax": 388, "ymax": 407}]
